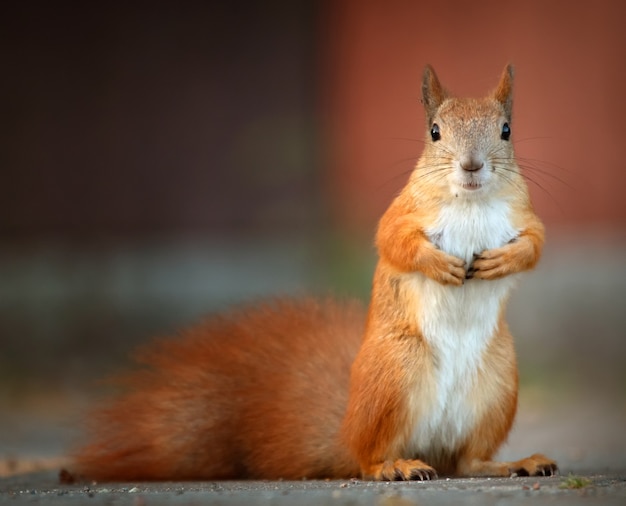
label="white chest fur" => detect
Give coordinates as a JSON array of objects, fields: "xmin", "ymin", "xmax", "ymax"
[{"xmin": 406, "ymin": 197, "xmax": 519, "ymax": 456}]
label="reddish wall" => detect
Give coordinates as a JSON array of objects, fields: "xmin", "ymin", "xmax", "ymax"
[{"xmin": 322, "ymin": 0, "xmax": 626, "ymax": 233}]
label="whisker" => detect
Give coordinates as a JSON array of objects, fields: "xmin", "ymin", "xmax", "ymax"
[
  {"xmin": 389, "ymin": 156, "xmax": 419, "ymax": 170},
  {"xmin": 377, "ymin": 168, "xmax": 415, "ymax": 190},
  {"xmin": 495, "ymin": 158, "xmax": 573, "ymax": 190},
  {"xmin": 519, "ymin": 165, "xmax": 573, "ymax": 190},
  {"xmin": 514, "ymin": 154, "xmax": 570, "ymax": 172},
  {"xmin": 512, "ymin": 136, "xmax": 553, "ymax": 144},
  {"xmin": 495, "ymin": 164, "xmax": 564, "ymax": 214},
  {"xmin": 384, "ymin": 137, "xmax": 426, "ymax": 145}
]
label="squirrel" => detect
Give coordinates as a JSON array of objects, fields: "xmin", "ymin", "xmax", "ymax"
[{"xmin": 69, "ymin": 64, "xmax": 557, "ymax": 482}]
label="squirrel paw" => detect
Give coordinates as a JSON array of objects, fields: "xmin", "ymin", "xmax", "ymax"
[
  {"xmin": 467, "ymin": 247, "xmax": 516, "ymax": 280},
  {"xmin": 468, "ymin": 235, "xmax": 538, "ymax": 281},
  {"xmin": 425, "ymin": 249, "xmax": 466, "ymax": 286},
  {"xmin": 508, "ymin": 453, "xmax": 558, "ymax": 477},
  {"xmin": 369, "ymin": 459, "xmax": 438, "ymax": 481}
]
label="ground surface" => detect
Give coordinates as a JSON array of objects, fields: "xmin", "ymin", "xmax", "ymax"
[{"xmin": 1, "ymin": 472, "xmax": 625, "ymax": 505}]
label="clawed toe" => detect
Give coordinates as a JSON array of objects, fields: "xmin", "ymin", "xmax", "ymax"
[
  {"xmin": 409, "ymin": 468, "xmax": 437, "ymax": 481},
  {"xmin": 543, "ymin": 462, "xmax": 558, "ymax": 476}
]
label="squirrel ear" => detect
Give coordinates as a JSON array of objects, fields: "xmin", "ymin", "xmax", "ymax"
[
  {"xmin": 493, "ymin": 64, "xmax": 514, "ymax": 120},
  {"xmin": 422, "ymin": 65, "xmax": 448, "ymax": 124}
]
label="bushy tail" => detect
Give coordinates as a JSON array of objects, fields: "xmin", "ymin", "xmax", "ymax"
[{"xmin": 69, "ymin": 297, "xmax": 365, "ymax": 481}]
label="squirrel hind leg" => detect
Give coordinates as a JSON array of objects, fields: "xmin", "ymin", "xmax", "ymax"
[{"xmin": 457, "ymin": 454, "xmax": 558, "ymax": 478}]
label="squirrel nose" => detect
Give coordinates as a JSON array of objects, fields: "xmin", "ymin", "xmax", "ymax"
[{"xmin": 460, "ymin": 156, "xmax": 484, "ymax": 172}]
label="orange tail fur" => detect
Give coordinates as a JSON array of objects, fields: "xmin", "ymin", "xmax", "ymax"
[{"xmin": 72, "ymin": 298, "xmax": 364, "ymax": 481}]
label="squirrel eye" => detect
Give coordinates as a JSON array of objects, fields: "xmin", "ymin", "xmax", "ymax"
[
  {"xmin": 430, "ymin": 123, "xmax": 441, "ymax": 142},
  {"xmin": 501, "ymin": 122, "xmax": 511, "ymax": 141}
]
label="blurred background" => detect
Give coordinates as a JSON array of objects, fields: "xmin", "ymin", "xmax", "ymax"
[{"xmin": 1, "ymin": 1, "xmax": 625, "ymax": 476}]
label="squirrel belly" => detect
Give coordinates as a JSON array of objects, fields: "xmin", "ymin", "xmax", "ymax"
[
  {"xmin": 404, "ymin": 197, "xmax": 521, "ymax": 469},
  {"xmin": 343, "ymin": 195, "xmax": 523, "ymax": 478}
]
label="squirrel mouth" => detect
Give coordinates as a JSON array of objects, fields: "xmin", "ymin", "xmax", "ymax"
[{"xmin": 461, "ymin": 181, "xmax": 482, "ymax": 190}]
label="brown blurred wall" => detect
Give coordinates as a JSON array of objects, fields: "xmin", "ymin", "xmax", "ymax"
[
  {"xmin": 321, "ymin": 0, "xmax": 626, "ymax": 234},
  {"xmin": 0, "ymin": 2, "xmax": 320, "ymax": 239}
]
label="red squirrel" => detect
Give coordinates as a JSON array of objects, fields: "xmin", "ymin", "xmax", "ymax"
[{"xmin": 70, "ymin": 64, "xmax": 557, "ymax": 481}]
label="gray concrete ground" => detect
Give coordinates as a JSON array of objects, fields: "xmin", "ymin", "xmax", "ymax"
[{"xmin": 1, "ymin": 472, "xmax": 625, "ymax": 505}]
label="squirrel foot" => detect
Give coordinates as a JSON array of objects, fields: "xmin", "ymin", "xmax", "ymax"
[
  {"xmin": 457, "ymin": 454, "xmax": 558, "ymax": 477},
  {"xmin": 508, "ymin": 453, "xmax": 558, "ymax": 477},
  {"xmin": 366, "ymin": 459, "xmax": 438, "ymax": 481}
]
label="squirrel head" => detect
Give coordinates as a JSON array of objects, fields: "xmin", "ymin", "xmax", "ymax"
[{"xmin": 417, "ymin": 64, "xmax": 518, "ymax": 200}]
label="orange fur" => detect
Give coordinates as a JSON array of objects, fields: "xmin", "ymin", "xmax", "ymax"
[
  {"xmin": 71, "ymin": 65, "xmax": 557, "ymax": 482},
  {"xmin": 73, "ymin": 298, "xmax": 364, "ymax": 481}
]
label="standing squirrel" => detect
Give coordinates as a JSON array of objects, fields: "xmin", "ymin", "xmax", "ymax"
[{"xmin": 70, "ymin": 64, "xmax": 557, "ymax": 481}]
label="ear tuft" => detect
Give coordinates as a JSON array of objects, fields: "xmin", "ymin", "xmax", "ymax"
[
  {"xmin": 422, "ymin": 65, "xmax": 448, "ymax": 124},
  {"xmin": 493, "ymin": 64, "xmax": 514, "ymax": 120}
]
